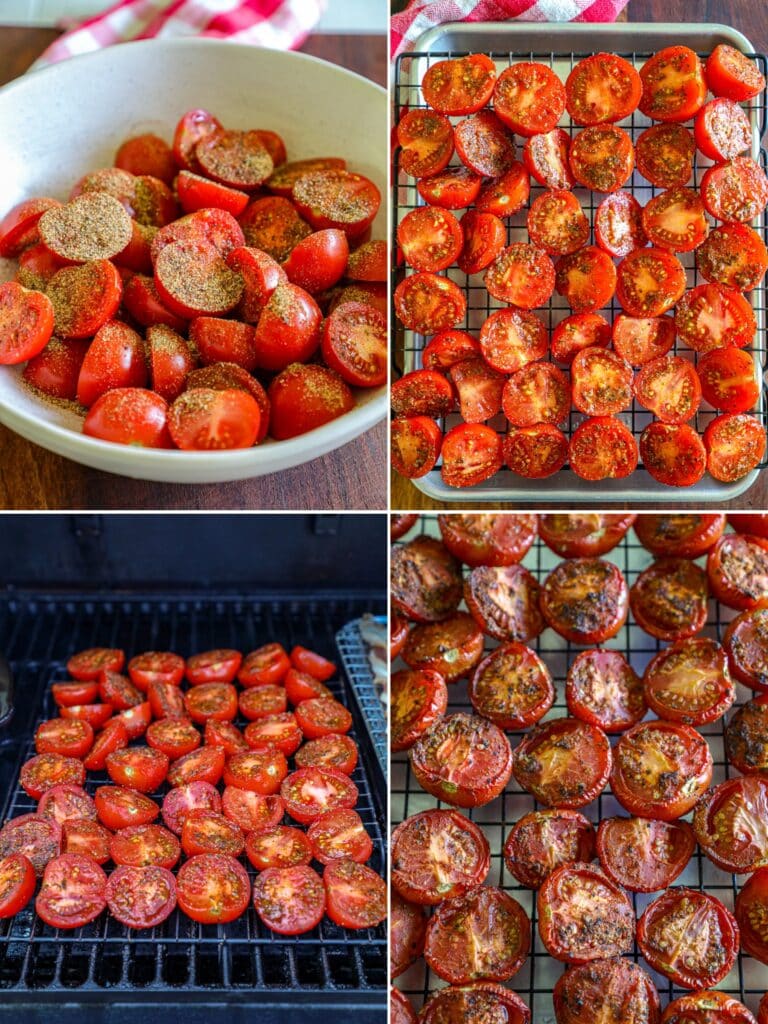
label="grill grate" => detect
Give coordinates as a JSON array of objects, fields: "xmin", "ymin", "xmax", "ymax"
[
  {"xmin": 392, "ymin": 48, "xmax": 768, "ymax": 503},
  {"xmin": 336, "ymin": 618, "xmax": 387, "ymax": 775},
  {"xmin": 391, "ymin": 516, "xmax": 768, "ymax": 1020},
  {"xmin": 0, "ymin": 591, "xmax": 386, "ymax": 1005}
]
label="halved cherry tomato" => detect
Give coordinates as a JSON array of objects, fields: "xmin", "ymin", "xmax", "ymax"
[
  {"xmin": 493, "ymin": 62, "xmax": 565, "ymax": 136},
  {"xmin": 538, "ymin": 513, "xmax": 635, "ymax": 557},
  {"xmin": 253, "ymin": 864, "xmax": 325, "ymax": 934},
  {"xmin": 391, "ymin": 808, "xmax": 490, "ymax": 906},
  {"xmin": 115, "ymin": 701, "xmax": 152, "ymax": 740},
  {"xmin": 176, "ymin": 169, "xmax": 248, "ymax": 216},
  {"xmin": 390, "ymin": 668, "xmax": 448, "ymax": 753},
  {"xmin": 321, "ymin": 300, "xmax": 387, "ymax": 388},
  {"xmin": 537, "ymin": 862, "xmax": 634, "ymax": 963},
  {"xmin": 417, "ymin": 166, "xmax": 482, "ymax": 209},
  {"xmin": 464, "ymin": 565, "xmax": 544, "ymax": 643},
  {"xmin": 307, "ymin": 808, "xmax": 372, "ymax": 865},
  {"xmin": 324, "ymin": 858, "xmax": 385, "ymax": 930},
  {"xmin": 391, "ymin": 614, "xmax": 410, "ymax": 661},
  {"xmin": 612, "ymin": 314, "xmax": 675, "ymax": 366},
  {"xmin": 438, "ymin": 513, "xmax": 537, "ymax": 567},
  {"xmin": 292, "ymin": 169, "xmax": 380, "ymax": 240},
  {"xmin": 161, "ymin": 781, "xmax": 221, "ymax": 835},
  {"xmin": 185, "ymin": 649, "xmax": 242, "ymax": 685},
  {"xmin": 454, "ymin": 111, "xmax": 517, "ymax": 178},
  {"xmin": 419, "ymin": 984, "xmax": 529, "ymax": 1024},
  {"xmin": 22, "ymin": 335, "xmax": 89, "ymax": 400},
  {"xmin": 224, "ymin": 748, "xmax": 288, "ymax": 795},
  {"xmin": 267, "ymin": 156, "xmax": 345, "ymax": 196},
  {"xmin": 183, "ymin": 682, "xmax": 238, "ymax": 724},
  {"xmin": 391, "ymin": 535, "xmax": 462, "ymax": 622},
  {"xmin": 642, "ymin": 186, "xmax": 708, "ymax": 251},
  {"xmin": 394, "ymin": 272, "xmax": 466, "ymax": 334},
  {"xmin": 569, "ymin": 417, "xmax": 638, "ymax": 481},
  {"xmin": 204, "ymin": 719, "xmax": 247, "ymax": 755},
  {"xmin": 441, "ymin": 424, "xmax": 504, "ymax": 488},
  {"xmin": 180, "ymin": 809, "xmax": 244, "ymax": 858},
  {"xmin": 245, "ymin": 825, "xmax": 312, "ymax": 870},
  {"xmin": 697, "ymin": 223, "xmax": 768, "ymax": 292},
  {"xmin": 36, "ymin": 853, "xmax": 107, "ymax": 930},
  {"xmin": 391, "ymin": 369, "xmax": 452, "ymax": 418},
  {"xmin": 346, "ymin": 239, "xmax": 386, "ymax": 282},
  {"xmin": 640, "ymin": 46, "xmax": 707, "ymax": 122},
  {"xmin": 284, "ymin": 669, "xmax": 333, "ymax": 705},
  {"xmin": 565, "ymin": 53, "xmax": 641, "ymax": 125},
  {"xmin": 475, "ymin": 162, "xmax": 531, "ymax": 218},
  {"xmin": 294, "ymin": 698, "xmax": 351, "ymax": 739},
  {"xmin": 527, "ymin": 190, "xmax": 589, "ymax": 256},
  {"xmin": 238, "ymin": 644, "xmax": 290, "ymax": 688},
  {"xmin": 68, "ymin": 648, "xmax": 124, "ymax": 681},
  {"xmin": 458, "ymin": 209, "xmax": 506, "ymax": 274},
  {"xmin": 634, "ymin": 354, "xmax": 701, "ymax": 423},
  {"xmin": 676, "ymin": 282, "xmax": 756, "ymax": 352},
  {"xmin": 62, "ymin": 819, "xmax": 111, "ymax": 863},
  {"xmin": 694, "ymin": 774, "xmax": 768, "ymax": 873},
  {"xmin": 705, "ymin": 413, "xmax": 766, "ymax": 482},
  {"xmin": 569, "ymin": 125, "xmax": 633, "ymax": 192},
  {"xmin": 239, "ymin": 684, "xmax": 287, "ymax": 721},
  {"xmin": 280, "ymin": 766, "xmax": 358, "ymax": 825},
  {"xmin": 48, "ymin": 259, "xmax": 123, "ymax": 340},
  {"xmin": 0, "ymin": 281, "xmax": 54, "ymax": 365},
  {"xmin": 390, "ymin": 417, "xmax": 442, "ymax": 479},
  {"xmin": 147, "ymin": 680, "xmax": 186, "ymax": 720},
  {"xmin": 396, "ymin": 109, "xmax": 453, "ymax": 178},
  {"xmin": 99, "ymin": 671, "xmax": 142, "ymax": 711},
  {"xmin": 194, "ymin": 129, "xmax": 272, "ymax": 189},
  {"xmin": 634, "ymin": 513, "xmax": 726, "ymax": 558},
  {"xmin": 269, "ymin": 363, "xmax": 353, "ymax": 440},
  {"xmin": 640, "ymin": 421, "xmax": 707, "ymax": 486},
  {"xmin": 110, "ymin": 823, "xmax": 180, "ymax": 869},
  {"xmin": 237, "ymin": 196, "xmax": 310, "ymax": 263},
  {"xmin": 555, "ymin": 246, "xmax": 617, "ymax": 313},
  {"xmin": 59, "ymin": 702, "xmax": 114, "ymax": 730},
  {"xmin": 698, "ymin": 347, "xmax": 759, "ymax": 413},
  {"xmin": 397, "ymin": 206, "xmax": 462, "ymax": 273},
  {"xmin": 514, "ymin": 717, "xmax": 611, "ymax": 808},
  {"xmin": 597, "ymin": 815, "xmax": 695, "ymax": 894},
  {"xmin": 566, "ymin": 649, "xmax": 645, "ymax": 733},
  {"xmin": 145, "ymin": 718, "xmax": 199, "ymax": 761},
  {"xmin": 571, "ymin": 346, "xmax": 632, "ymax": 416},
  {"xmin": 724, "ymin": 608, "xmax": 768, "ymax": 690},
  {"xmin": 730, "ymin": 515, "xmax": 768, "ymax": 537},
  {"xmin": 643, "ymin": 637, "xmax": 734, "ymax": 724},
  {"xmin": 696, "ymin": 97, "xmax": 752, "ymax": 164},
  {"xmin": 503, "ymin": 809, "xmax": 594, "ymax": 890},
  {"xmin": 177, "ymin": 853, "xmax": 250, "ymax": 924},
  {"xmin": 172, "ymin": 109, "xmax": 221, "ymax": 171},
  {"xmin": 20, "ymin": 753, "xmax": 85, "ymax": 799},
  {"xmin": 421, "ymin": 54, "xmax": 496, "ymax": 115},
  {"xmin": 702, "ymin": 157, "xmax": 768, "ymax": 224},
  {"xmin": 35, "ymin": 718, "xmax": 93, "ymax": 759},
  {"xmin": 504, "ymin": 424, "xmax": 569, "ymax": 478},
  {"xmin": 736, "ymin": 867, "xmax": 768, "ymax": 963},
  {"xmin": 295, "ymin": 733, "xmax": 358, "ymax": 775},
  {"xmin": 37, "ymin": 783, "xmax": 95, "ymax": 826},
  {"xmin": 0, "ymin": 196, "xmax": 60, "ymax": 257},
  {"xmin": 82, "ymin": 718, "xmax": 128, "ymax": 771},
  {"xmin": 523, "ymin": 128, "xmax": 573, "ymax": 189},
  {"xmin": 402, "ymin": 612, "xmax": 483, "ymax": 683},
  {"xmin": 128, "ymin": 651, "xmax": 184, "ymax": 690},
  {"xmin": 0, "ymin": 815, "xmax": 61, "ymax": 877},
  {"xmin": 479, "ymin": 308, "xmax": 547, "ymax": 374},
  {"xmin": 469, "ymin": 642, "xmax": 553, "ymax": 730},
  {"xmin": 636, "ymin": 122, "xmax": 695, "ymax": 187},
  {"xmin": 617, "ymin": 247, "xmax": 686, "ymax": 316},
  {"xmin": 708, "ymin": 533, "xmax": 768, "ymax": 610},
  {"xmin": 95, "ymin": 786, "xmax": 159, "ymax": 831},
  {"xmin": 106, "ymin": 864, "xmax": 177, "ymax": 929},
  {"xmin": 221, "ymin": 787, "xmax": 281, "ymax": 834},
  {"xmin": 551, "ymin": 312, "xmax": 611, "ymax": 364},
  {"xmin": 424, "ymin": 885, "xmax": 530, "ymax": 985},
  {"xmin": 594, "ymin": 191, "xmax": 646, "ymax": 258},
  {"xmin": 167, "ymin": 746, "xmax": 225, "ymax": 788},
  {"xmin": 555, "ymin": 960, "xmax": 660, "ymax": 1024},
  {"xmin": 706, "ymin": 44, "xmax": 766, "ymax": 101},
  {"xmin": 611, "ymin": 719, "xmax": 712, "ymax": 820},
  {"xmin": 638, "ymin": 887, "xmax": 738, "ymax": 989},
  {"xmin": 484, "ymin": 243, "xmax": 554, "ymax": 309},
  {"xmin": 107, "ymin": 746, "xmax": 169, "ymax": 793},
  {"xmin": 541, "ymin": 557, "xmax": 629, "ymax": 645},
  {"xmin": 411, "ymin": 711, "xmax": 512, "ymax": 808},
  {"xmin": 244, "ymin": 713, "xmax": 302, "ymax": 757},
  {"xmin": 392, "ymin": 892, "xmax": 427, "ymax": 980},
  {"xmin": 630, "ymin": 557, "xmax": 708, "ymax": 641}
]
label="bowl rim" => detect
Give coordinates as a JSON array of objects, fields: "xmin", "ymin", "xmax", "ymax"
[{"xmin": 0, "ymin": 36, "xmax": 388, "ymax": 473}]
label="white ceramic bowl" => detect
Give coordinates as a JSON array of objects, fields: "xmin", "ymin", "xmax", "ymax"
[{"xmin": 0, "ymin": 38, "xmax": 387, "ymax": 484}]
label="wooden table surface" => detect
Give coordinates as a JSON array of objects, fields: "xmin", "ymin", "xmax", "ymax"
[
  {"xmin": 391, "ymin": 0, "xmax": 768, "ymax": 511},
  {"xmin": 0, "ymin": 30, "xmax": 387, "ymax": 511}
]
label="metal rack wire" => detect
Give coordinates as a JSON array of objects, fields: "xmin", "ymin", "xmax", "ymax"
[
  {"xmin": 391, "ymin": 516, "xmax": 768, "ymax": 1020},
  {"xmin": 392, "ymin": 48, "xmax": 768, "ymax": 503},
  {"xmin": 336, "ymin": 617, "xmax": 387, "ymax": 775},
  {"xmin": 0, "ymin": 591, "xmax": 386, "ymax": 1006}
]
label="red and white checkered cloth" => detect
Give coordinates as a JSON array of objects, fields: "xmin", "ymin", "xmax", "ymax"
[
  {"xmin": 34, "ymin": 0, "xmax": 326, "ymax": 68},
  {"xmin": 392, "ymin": 0, "xmax": 630, "ymax": 56}
]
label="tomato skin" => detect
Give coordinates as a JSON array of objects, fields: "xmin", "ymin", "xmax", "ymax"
[
  {"xmin": 284, "ymin": 669, "xmax": 332, "ymax": 706},
  {"xmin": 402, "ymin": 612, "xmax": 483, "ymax": 682},
  {"xmin": 391, "ymin": 668, "xmax": 448, "ymax": 753},
  {"xmin": 52, "ymin": 681, "xmax": 99, "ymax": 708},
  {"xmin": 177, "ymin": 853, "xmax": 250, "ymax": 924},
  {"xmin": 423, "ymin": 885, "xmax": 530, "ymax": 985},
  {"xmin": 458, "ymin": 209, "xmax": 506, "ymax": 274},
  {"xmin": 469, "ymin": 641, "xmax": 553, "ymax": 730},
  {"xmin": 176, "ymin": 170, "xmax": 248, "ymax": 217},
  {"xmin": 639, "ymin": 46, "xmax": 707, "ymax": 122},
  {"xmin": 99, "ymin": 671, "xmax": 142, "ymax": 711},
  {"xmin": 724, "ymin": 608, "xmax": 768, "ymax": 691},
  {"xmin": 238, "ymin": 644, "xmax": 289, "ymax": 688},
  {"xmin": 0, "ymin": 853, "xmax": 36, "ymax": 918},
  {"xmin": 450, "ymin": 357, "xmax": 503, "ymax": 422},
  {"xmin": 321, "ymin": 300, "xmax": 387, "ymax": 388},
  {"xmin": 106, "ymin": 864, "xmax": 177, "ymax": 930},
  {"xmin": 493, "ymin": 62, "xmax": 566, "ymax": 137},
  {"xmin": 639, "ymin": 422, "xmax": 707, "ymax": 488},
  {"xmin": 421, "ymin": 54, "xmax": 496, "ymax": 115},
  {"xmin": 663, "ymin": 992, "xmax": 760, "ymax": 1024},
  {"xmin": 82, "ymin": 718, "xmax": 128, "ymax": 772},
  {"xmin": 59, "ymin": 702, "xmax": 114, "ymax": 730},
  {"xmin": 0, "ymin": 196, "xmax": 60, "ymax": 257},
  {"xmin": 396, "ymin": 109, "xmax": 454, "ymax": 179},
  {"xmin": 268, "ymin": 363, "xmax": 354, "ymax": 440},
  {"xmin": 23, "ymin": 335, "xmax": 89, "ymax": 400},
  {"xmin": 464, "ymin": 564, "xmax": 544, "ymax": 644},
  {"xmin": 566, "ymin": 649, "xmax": 645, "ymax": 733},
  {"xmin": 735, "ymin": 867, "xmax": 768, "ymax": 964},
  {"xmin": 253, "ymin": 864, "xmax": 325, "ymax": 934},
  {"xmin": 554, "ymin": 959, "xmax": 660, "ymax": 1024},
  {"xmin": 637, "ymin": 887, "xmax": 739, "ymax": 990},
  {"xmin": 708, "ymin": 533, "xmax": 768, "ymax": 610},
  {"xmin": 94, "ymin": 786, "xmax": 159, "ymax": 831},
  {"xmin": 294, "ymin": 697, "xmax": 351, "ymax": 740},
  {"xmin": 438, "ymin": 513, "xmax": 537, "ymax": 567},
  {"xmin": 391, "ymin": 892, "xmax": 427, "ymax": 979},
  {"xmin": 634, "ymin": 514, "xmax": 726, "ymax": 558},
  {"xmin": 540, "ymin": 514, "xmax": 635, "ymax": 558},
  {"xmin": 610, "ymin": 720, "xmax": 713, "ymax": 820},
  {"xmin": 706, "ymin": 43, "xmax": 766, "ymax": 101},
  {"xmin": 253, "ymin": 282, "xmax": 322, "ymax": 372},
  {"xmin": 204, "ymin": 719, "xmax": 247, "ymax": 756},
  {"xmin": 597, "ymin": 816, "xmax": 695, "ymax": 894},
  {"xmin": 566, "ymin": 53, "xmax": 642, "ymax": 125},
  {"xmin": 643, "ymin": 637, "xmax": 734, "ymax": 725},
  {"xmin": 35, "ymin": 853, "xmax": 107, "ymax": 930},
  {"xmin": 391, "ymin": 417, "xmax": 442, "ymax": 479},
  {"xmin": 282, "ymin": 228, "xmax": 349, "ymax": 294},
  {"xmin": 698, "ymin": 347, "xmax": 759, "ymax": 414},
  {"xmin": 537, "ymin": 862, "xmax": 635, "ymax": 964},
  {"xmin": 84, "ymin": 388, "xmax": 172, "ymax": 448},
  {"xmin": 417, "ymin": 166, "xmax": 482, "ymax": 210},
  {"xmin": 441, "ymin": 424, "xmax": 503, "ymax": 489},
  {"xmin": 346, "ymin": 239, "xmax": 386, "ymax": 282},
  {"xmin": 541, "ymin": 557, "xmax": 629, "ymax": 645}
]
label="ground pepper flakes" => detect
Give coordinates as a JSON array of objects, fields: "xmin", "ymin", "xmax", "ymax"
[
  {"xmin": 293, "ymin": 170, "xmax": 379, "ymax": 231},
  {"xmin": 71, "ymin": 166, "xmax": 137, "ymax": 214},
  {"xmin": 195, "ymin": 130, "xmax": 274, "ymax": 190},
  {"xmin": 154, "ymin": 240, "xmax": 243, "ymax": 317},
  {"xmin": 40, "ymin": 193, "xmax": 133, "ymax": 262},
  {"xmin": 46, "ymin": 260, "xmax": 122, "ymax": 339}
]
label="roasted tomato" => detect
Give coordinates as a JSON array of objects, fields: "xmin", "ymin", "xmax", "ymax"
[
  {"xmin": 35, "ymin": 718, "xmax": 93, "ymax": 759},
  {"xmin": 596, "ymin": 816, "xmax": 696, "ymax": 893},
  {"xmin": 725, "ymin": 608, "xmax": 768, "ymax": 691},
  {"xmin": 20, "ymin": 753, "xmax": 85, "ymax": 799},
  {"xmin": 295, "ymin": 734, "xmax": 359, "ymax": 776},
  {"xmin": 503, "ymin": 810, "xmax": 595, "ymax": 890},
  {"xmin": 663, "ymin": 992, "xmax": 760, "ymax": 1024},
  {"xmin": 694, "ymin": 775, "xmax": 768, "ymax": 873},
  {"xmin": 397, "ymin": 110, "xmax": 454, "ymax": 178},
  {"xmin": 513, "ymin": 717, "xmax": 611, "ymax": 809},
  {"xmin": 468, "ymin": 643, "xmax": 553, "ymax": 731},
  {"xmin": 635, "ymin": 123, "xmax": 695, "ymax": 188},
  {"xmin": 181, "ymin": 809, "xmax": 244, "ymax": 859},
  {"xmin": 394, "ymin": 272, "xmax": 466, "ymax": 335},
  {"xmin": 106, "ymin": 864, "xmax": 177, "ymax": 929},
  {"xmin": 707, "ymin": 534, "xmax": 768, "ymax": 610},
  {"xmin": 390, "ymin": 669, "xmax": 448, "ymax": 753},
  {"xmin": 483, "ymin": 243, "xmax": 555, "ymax": 310},
  {"xmin": 128, "ymin": 651, "xmax": 185, "ymax": 690},
  {"xmin": 324, "ymin": 858, "xmax": 386, "ymax": 930},
  {"xmin": 537, "ymin": 862, "xmax": 634, "ymax": 963},
  {"xmin": 110, "ymin": 823, "xmax": 180, "ymax": 870},
  {"xmin": 253, "ymin": 863, "xmax": 326, "ymax": 934},
  {"xmin": 569, "ymin": 417, "xmax": 639, "ymax": 482},
  {"xmin": 553, "ymin": 958, "xmax": 660, "ymax": 1024},
  {"xmin": 391, "ymin": 417, "xmax": 442, "ymax": 479},
  {"xmin": 162, "ymin": 782, "xmax": 221, "ymax": 834},
  {"xmin": 504, "ymin": 424, "xmax": 569, "ymax": 479},
  {"xmin": 501, "ymin": 362, "xmax": 570, "ymax": 428},
  {"xmin": 307, "ymin": 809, "xmax": 372, "ymax": 866},
  {"xmin": 437, "ymin": 513, "xmax": 537, "ymax": 567},
  {"xmin": 38, "ymin": 784, "xmax": 95, "ymax": 827},
  {"xmin": 0, "ymin": 814, "xmax": 61, "ymax": 877},
  {"xmin": 167, "ymin": 746, "xmax": 225, "ymax": 787},
  {"xmin": 566, "ymin": 649, "xmax": 645, "ymax": 733},
  {"xmin": 643, "ymin": 638, "xmax": 734, "ymax": 726},
  {"xmin": 728, "ymin": 514, "xmax": 768, "ymax": 538},
  {"xmin": 629, "ymin": 557, "xmax": 709, "ymax": 641},
  {"xmin": 391, "ymin": 536, "xmax": 463, "ymax": 623},
  {"xmin": 616, "ymin": 248, "xmax": 686, "ymax": 317},
  {"xmin": 107, "ymin": 745, "xmax": 169, "ymax": 794},
  {"xmin": 147, "ymin": 679, "xmax": 187, "ymax": 722},
  {"xmin": 280, "ymin": 767, "xmax": 358, "ymax": 825},
  {"xmin": 391, "ymin": 989, "xmax": 417, "ymax": 1024},
  {"xmin": 696, "ymin": 223, "xmax": 768, "ymax": 293},
  {"xmin": 633, "ymin": 514, "xmax": 726, "ymax": 558},
  {"xmin": 725, "ymin": 694, "xmax": 768, "ymax": 773},
  {"xmin": 565, "ymin": 53, "xmax": 641, "ymax": 125},
  {"xmin": 223, "ymin": 748, "xmax": 288, "ymax": 796},
  {"xmin": 184, "ymin": 682, "xmax": 238, "ymax": 723},
  {"xmin": 735, "ymin": 867, "xmax": 768, "ymax": 964},
  {"xmin": 401, "ymin": 613, "xmax": 484, "ymax": 683},
  {"xmin": 639, "ymin": 46, "xmax": 707, "ymax": 122},
  {"xmin": 639, "ymin": 423, "xmax": 707, "ymax": 488},
  {"xmin": 391, "ymin": 890, "xmax": 427, "ymax": 979},
  {"xmin": 99, "ymin": 671, "xmax": 142, "ymax": 710},
  {"xmin": 94, "ymin": 786, "xmax": 159, "ymax": 831},
  {"xmin": 701, "ymin": 156, "xmax": 768, "ymax": 224},
  {"xmin": 410, "ymin": 712, "xmax": 513, "ymax": 808},
  {"xmin": 524, "ymin": 128, "xmax": 574, "ymax": 190},
  {"xmin": 83, "ymin": 718, "xmax": 129, "ymax": 771},
  {"xmin": 424, "ymin": 885, "xmax": 531, "ymax": 985},
  {"xmin": 464, "ymin": 565, "xmax": 544, "ymax": 645},
  {"xmin": 418, "ymin": 984, "xmax": 530, "ymax": 1024},
  {"xmin": 440, "ymin": 423, "xmax": 502, "ymax": 487},
  {"xmin": 146, "ymin": 717, "xmax": 200, "ymax": 760},
  {"xmin": 704, "ymin": 413, "xmax": 766, "ymax": 483},
  {"xmin": 540, "ymin": 558, "xmax": 629, "ymax": 645},
  {"xmin": 449, "ymin": 358, "xmax": 504, "ymax": 422},
  {"xmin": 492, "ymin": 62, "xmax": 566, "ymax": 136},
  {"xmin": 637, "ymin": 887, "xmax": 738, "ymax": 990},
  {"xmin": 391, "ymin": 809, "xmax": 490, "ymax": 905},
  {"xmin": 610, "ymin": 720, "xmax": 713, "ymax": 821},
  {"xmin": 0, "ymin": 853, "xmax": 36, "ymax": 919},
  {"xmin": 294, "ymin": 697, "xmax": 351, "ymax": 739},
  {"xmin": 244, "ymin": 713, "xmax": 302, "ymax": 757},
  {"xmin": 539, "ymin": 514, "xmax": 634, "ymax": 558}
]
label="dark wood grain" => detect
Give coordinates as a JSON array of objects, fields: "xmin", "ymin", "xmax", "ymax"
[
  {"xmin": 392, "ymin": 0, "xmax": 768, "ymax": 511},
  {"xmin": 0, "ymin": 30, "xmax": 387, "ymax": 511}
]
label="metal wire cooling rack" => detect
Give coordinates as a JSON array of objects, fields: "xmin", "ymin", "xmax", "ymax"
[
  {"xmin": 391, "ymin": 515, "xmax": 768, "ymax": 1021},
  {"xmin": 336, "ymin": 617, "xmax": 387, "ymax": 775},
  {"xmin": 0, "ymin": 590, "xmax": 386, "ymax": 1012},
  {"xmin": 392, "ymin": 42, "xmax": 768, "ymax": 504}
]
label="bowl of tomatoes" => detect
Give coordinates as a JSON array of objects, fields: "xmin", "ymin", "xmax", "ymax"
[{"xmin": 0, "ymin": 38, "xmax": 387, "ymax": 483}]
